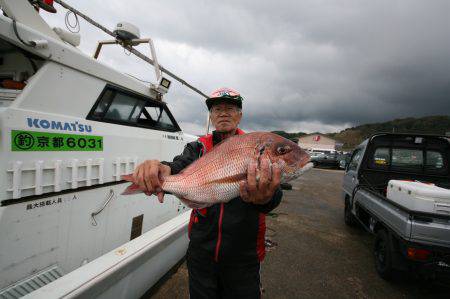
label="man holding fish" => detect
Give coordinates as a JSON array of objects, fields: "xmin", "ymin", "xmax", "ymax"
[{"xmin": 128, "ymin": 87, "xmax": 311, "ymax": 298}]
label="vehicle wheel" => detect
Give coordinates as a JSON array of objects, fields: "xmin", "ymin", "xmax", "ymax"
[
  {"xmin": 280, "ymin": 182, "xmax": 292, "ymax": 190},
  {"xmin": 344, "ymin": 197, "xmax": 356, "ymax": 227},
  {"xmin": 374, "ymin": 229, "xmax": 394, "ymax": 280}
]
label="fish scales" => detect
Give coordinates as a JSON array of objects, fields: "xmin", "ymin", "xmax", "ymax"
[
  {"xmin": 122, "ymin": 132, "xmax": 312, "ymax": 208},
  {"xmin": 163, "ymin": 147, "xmax": 251, "ymax": 203}
]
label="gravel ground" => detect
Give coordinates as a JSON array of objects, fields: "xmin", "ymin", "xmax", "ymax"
[{"xmin": 148, "ymin": 168, "xmax": 450, "ymax": 299}]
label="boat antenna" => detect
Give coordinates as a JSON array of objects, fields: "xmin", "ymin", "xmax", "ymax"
[{"xmin": 52, "ymin": 0, "xmax": 208, "ymax": 99}]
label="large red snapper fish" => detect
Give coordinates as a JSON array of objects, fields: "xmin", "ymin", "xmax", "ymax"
[{"xmin": 122, "ymin": 132, "xmax": 312, "ymax": 208}]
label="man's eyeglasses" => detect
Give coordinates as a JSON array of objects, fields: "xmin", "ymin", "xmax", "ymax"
[{"xmin": 211, "ymin": 106, "xmax": 240, "ymax": 114}]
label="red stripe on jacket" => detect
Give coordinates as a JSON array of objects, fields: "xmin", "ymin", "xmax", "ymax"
[
  {"xmin": 190, "ymin": 128, "xmax": 267, "ymax": 263},
  {"xmin": 256, "ymin": 213, "xmax": 266, "ymax": 261}
]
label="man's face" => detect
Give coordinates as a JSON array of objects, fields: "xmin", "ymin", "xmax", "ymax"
[{"xmin": 210, "ymin": 102, "xmax": 242, "ymax": 133}]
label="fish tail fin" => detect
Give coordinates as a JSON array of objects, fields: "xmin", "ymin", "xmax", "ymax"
[
  {"xmin": 121, "ymin": 183, "xmax": 144, "ymax": 195},
  {"xmin": 121, "ymin": 174, "xmax": 134, "ymax": 182},
  {"xmin": 120, "ymin": 174, "xmax": 144, "ymax": 195}
]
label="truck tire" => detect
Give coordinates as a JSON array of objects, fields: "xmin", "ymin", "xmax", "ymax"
[
  {"xmin": 374, "ymin": 229, "xmax": 394, "ymax": 280},
  {"xmin": 344, "ymin": 197, "xmax": 356, "ymax": 227},
  {"xmin": 280, "ymin": 182, "xmax": 293, "ymax": 190}
]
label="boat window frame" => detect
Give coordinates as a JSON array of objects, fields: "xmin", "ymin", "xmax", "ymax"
[{"xmin": 87, "ymin": 84, "xmax": 181, "ymax": 132}]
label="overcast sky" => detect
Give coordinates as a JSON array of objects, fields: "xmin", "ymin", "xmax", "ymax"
[{"xmin": 42, "ymin": 0, "xmax": 450, "ymax": 135}]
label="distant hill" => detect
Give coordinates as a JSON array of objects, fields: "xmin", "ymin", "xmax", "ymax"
[
  {"xmin": 329, "ymin": 115, "xmax": 450, "ymax": 149},
  {"xmin": 272, "ymin": 115, "xmax": 450, "ymax": 150},
  {"xmin": 270, "ymin": 131, "xmax": 307, "ymax": 143}
]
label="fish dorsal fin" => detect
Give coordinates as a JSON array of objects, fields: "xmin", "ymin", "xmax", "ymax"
[{"xmin": 178, "ymin": 133, "xmax": 262, "ymax": 177}]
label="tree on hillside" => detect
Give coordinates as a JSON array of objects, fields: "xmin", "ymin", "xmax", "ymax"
[{"xmin": 271, "ymin": 115, "xmax": 450, "ymax": 150}]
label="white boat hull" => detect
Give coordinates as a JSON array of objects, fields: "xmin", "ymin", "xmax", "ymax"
[
  {"xmin": 23, "ymin": 210, "xmax": 190, "ymax": 299},
  {"xmin": 0, "ymin": 1, "xmax": 199, "ymax": 297}
]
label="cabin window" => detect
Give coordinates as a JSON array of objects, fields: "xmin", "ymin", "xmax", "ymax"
[
  {"xmin": 138, "ymin": 104, "xmax": 178, "ymax": 130},
  {"xmin": 104, "ymin": 93, "xmax": 135, "ymax": 121},
  {"xmin": 88, "ymin": 85, "xmax": 180, "ymax": 132},
  {"xmin": 92, "ymin": 89, "xmax": 115, "ymax": 118}
]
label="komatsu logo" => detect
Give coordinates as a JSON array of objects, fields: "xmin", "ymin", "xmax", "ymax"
[{"xmin": 27, "ymin": 118, "xmax": 92, "ymax": 133}]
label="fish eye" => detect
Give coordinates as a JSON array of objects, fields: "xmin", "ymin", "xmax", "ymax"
[{"xmin": 277, "ymin": 145, "xmax": 291, "ymax": 155}]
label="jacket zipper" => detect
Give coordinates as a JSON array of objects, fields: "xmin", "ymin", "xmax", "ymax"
[{"xmin": 214, "ymin": 203, "xmax": 224, "ymax": 262}]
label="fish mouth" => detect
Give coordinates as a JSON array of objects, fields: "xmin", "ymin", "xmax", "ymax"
[
  {"xmin": 300, "ymin": 162, "xmax": 314, "ymax": 174},
  {"xmin": 299, "ymin": 153, "xmax": 311, "ymax": 168},
  {"xmin": 281, "ymin": 162, "xmax": 314, "ymax": 183}
]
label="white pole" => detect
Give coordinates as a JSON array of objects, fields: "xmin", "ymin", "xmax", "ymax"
[{"xmin": 205, "ymin": 112, "xmax": 211, "ymax": 135}]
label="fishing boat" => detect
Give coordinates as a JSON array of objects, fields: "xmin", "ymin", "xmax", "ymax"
[{"xmin": 0, "ymin": 0, "xmax": 204, "ymax": 297}]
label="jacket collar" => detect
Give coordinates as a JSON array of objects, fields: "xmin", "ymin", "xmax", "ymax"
[{"xmin": 212, "ymin": 128, "xmax": 245, "ymax": 145}]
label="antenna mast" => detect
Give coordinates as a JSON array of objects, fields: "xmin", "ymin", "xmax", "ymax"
[{"xmin": 53, "ymin": 0, "xmax": 208, "ymax": 99}]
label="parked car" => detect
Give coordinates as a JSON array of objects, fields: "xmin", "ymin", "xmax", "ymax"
[
  {"xmin": 342, "ymin": 133, "xmax": 450, "ymax": 280},
  {"xmin": 313, "ymin": 151, "xmax": 340, "ymax": 168},
  {"xmin": 309, "ymin": 151, "xmax": 326, "ymax": 164}
]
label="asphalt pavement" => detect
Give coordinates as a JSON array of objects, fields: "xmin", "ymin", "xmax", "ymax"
[{"xmin": 148, "ymin": 168, "xmax": 450, "ymax": 299}]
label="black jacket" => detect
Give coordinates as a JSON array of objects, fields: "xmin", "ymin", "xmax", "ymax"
[{"xmin": 162, "ymin": 131, "xmax": 283, "ymax": 263}]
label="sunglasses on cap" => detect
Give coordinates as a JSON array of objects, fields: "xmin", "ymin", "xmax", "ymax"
[{"xmin": 209, "ymin": 87, "xmax": 241, "ymax": 98}]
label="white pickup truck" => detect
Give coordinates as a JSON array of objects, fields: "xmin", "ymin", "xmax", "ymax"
[{"xmin": 342, "ymin": 133, "xmax": 450, "ymax": 280}]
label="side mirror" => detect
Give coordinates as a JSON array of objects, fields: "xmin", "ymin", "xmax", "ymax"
[{"xmin": 344, "ymin": 162, "xmax": 350, "ymax": 172}]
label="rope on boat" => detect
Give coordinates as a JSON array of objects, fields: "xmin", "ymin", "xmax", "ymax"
[{"xmin": 53, "ymin": 0, "xmax": 208, "ymax": 99}]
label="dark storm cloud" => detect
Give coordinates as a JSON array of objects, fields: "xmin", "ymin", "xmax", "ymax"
[
  {"xmin": 44, "ymin": 0, "xmax": 450, "ymax": 133},
  {"xmin": 238, "ymin": 0, "xmax": 450, "ymax": 129}
]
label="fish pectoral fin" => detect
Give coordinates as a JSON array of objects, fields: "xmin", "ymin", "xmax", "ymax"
[
  {"xmin": 255, "ymin": 138, "xmax": 274, "ymax": 154},
  {"xmin": 254, "ymin": 142, "xmax": 267, "ymax": 159},
  {"xmin": 121, "ymin": 174, "xmax": 134, "ymax": 182},
  {"xmin": 179, "ymin": 197, "xmax": 211, "ymax": 209},
  {"xmin": 254, "ymin": 139, "xmax": 274, "ymax": 165},
  {"xmin": 208, "ymin": 173, "xmax": 247, "ymax": 184}
]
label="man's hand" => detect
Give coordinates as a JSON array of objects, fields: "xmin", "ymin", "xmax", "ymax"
[
  {"xmin": 239, "ymin": 158, "xmax": 281, "ymax": 205},
  {"xmin": 132, "ymin": 160, "xmax": 171, "ymax": 203}
]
